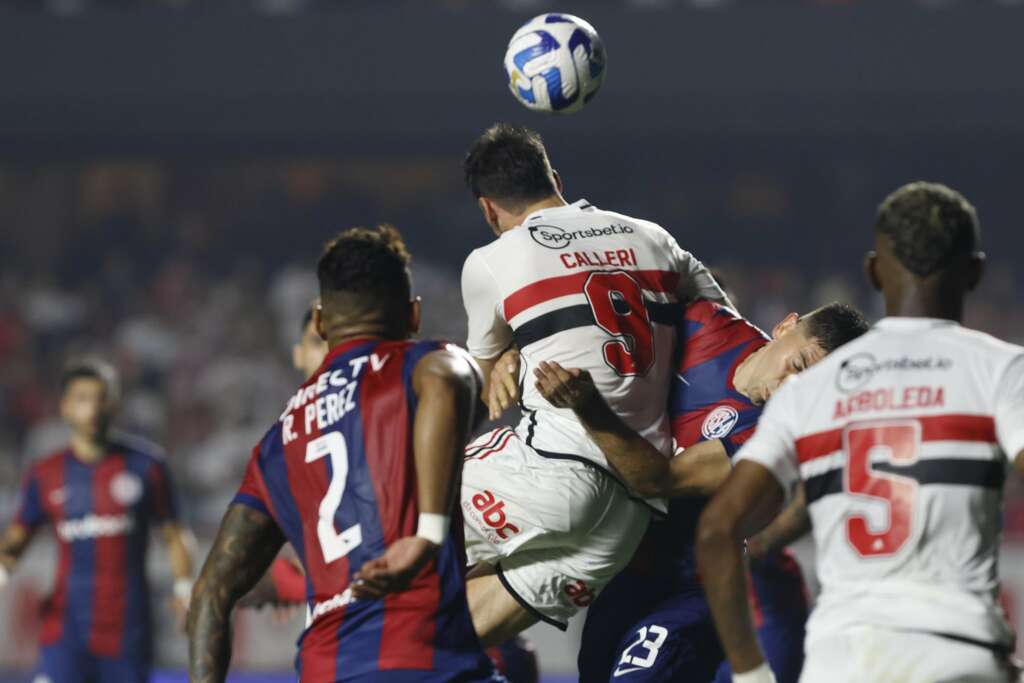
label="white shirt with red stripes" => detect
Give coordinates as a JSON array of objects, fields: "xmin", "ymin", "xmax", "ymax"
[
  {"xmin": 461, "ymin": 199, "xmax": 727, "ymax": 505},
  {"xmin": 736, "ymin": 316, "xmax": 1024, "ymax": 648}
]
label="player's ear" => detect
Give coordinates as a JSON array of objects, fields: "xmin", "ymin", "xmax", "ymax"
[
  {"xmin": 864, "ymin": 251, "xmax": 882, "ymax": 291},
  {"xmin": 771, "ymin": 312, "xmax": 799, "ymax": 340},
  {"xmin": 313, "ymin": 304, "xmax": 327, "ymax": 341},
  {"xmin": 409, "ymin": 297, "xmax": 422, "ymax": 335},
  {"xmin": 966, "ymin": 251, "xmax": 985, "ymax": 291}
]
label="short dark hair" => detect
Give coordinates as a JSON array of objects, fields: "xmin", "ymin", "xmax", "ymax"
[
  {"xmin": 317, "ymin": 225, "xmax": 412, "ymax": 316},
  {"xmin": 464, "ymin": 123, "xmax": 558, "ymax": 208},
  {"xmin": 875, "ymin": 182, "xmax": 980, "ymax": 277},
  {"xmin": 61, "ymin": 357, "xmax": 120, "ymax": 399},
  {"xmin": 801, "ymin": 303, "xmax": 870, "ymax": 353}
]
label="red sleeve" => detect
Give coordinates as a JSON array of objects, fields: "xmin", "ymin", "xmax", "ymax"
[
  {"xmin": 232, "ymin": 446, "xmax": 271, "ymax": 517},
  {"xmin": 147, "ymin": 458, "xmax": 180, "ymax": 524},
  {"xmin": 270, "ymin": 556, "xmax": 306, "ymax": 603}
]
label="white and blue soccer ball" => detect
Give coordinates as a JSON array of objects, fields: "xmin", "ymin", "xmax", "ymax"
[{"xmin": 503, "ymin": 13, "xmax": 606, "ymax": 115}]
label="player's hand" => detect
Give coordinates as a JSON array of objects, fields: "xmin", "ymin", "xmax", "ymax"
[
  {"xmin": 488, "ymin": 348, "xmax": 521, "ymax": 420},
  {"xmin": 170, "ymin": 595, "xmax": 190, "ymax": 634},
  {"xmin": 238, "ymin": 572, "xmax": 279, "ymax": 609},
  {"xmin": 351, "ymin": 536, "xmax": 438, "ymax": 600},
  {"xmin": 533, "ymin": 361, "xmax": 599, "ymax": 412}
]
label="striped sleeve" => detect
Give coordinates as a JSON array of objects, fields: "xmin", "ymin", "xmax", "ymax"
[
  {"xmin": 15, "ymin": 467, "xmax": 46, "ymax": 531},
  {"xmin": 147, "ymin": 458, "xmax": 180, "ymax": 523},
  {"xmin": 233, "ymin": 446, "xmax": 271, "ymax": 516}
]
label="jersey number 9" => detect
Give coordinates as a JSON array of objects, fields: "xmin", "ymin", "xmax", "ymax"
[{"xmin": 584, "ymin": 271, "xmax": 656, "ymax": 377}]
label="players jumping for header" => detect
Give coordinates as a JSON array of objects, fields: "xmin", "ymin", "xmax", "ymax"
[
  {"xmin": 457, "ymin": 122, "xmax": 730, "ymax": 644},
  {"xmin": 522, "ymin": 299, "xmax": 868, "ymax": 682},
  {"xmin": 698, "ymin": 182, "xmax": 1024, "ymax": 683},
  {"xmin": 188, "ymin": 226, "xmax": 502, "ymax": 682},
  {"xmin": 0, "ymin": 359, "xmax": 194, "ymax": 683}
]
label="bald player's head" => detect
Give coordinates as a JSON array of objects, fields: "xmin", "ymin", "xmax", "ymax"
[
  {"xmin": 866, "ymin": 182, "xmax": 985, "ymax": 316},
  {"xmin": 316, "ymin": 225, "xmax": 420, "ymax": 344}
]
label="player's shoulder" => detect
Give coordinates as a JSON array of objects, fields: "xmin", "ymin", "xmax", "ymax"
[
  {"xmin": 408, "ymin": 340, "xmax": 482, "ymax": 390},
  {"xmin": 27, "ymin": 448, "xmax": 70, "ymax": 475},
  {"xmin": 109, "ymin": 431, "xmax": 168, "ymax": 465},
  {"xmin": 594, "ymin": 207, "xmax": 674, "ymax": 241},
  {"xmin": 943, "ymin": 323, "xmax": 1024, "ymax": 359}
]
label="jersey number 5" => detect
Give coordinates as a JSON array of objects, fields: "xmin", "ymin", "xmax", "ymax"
[
  {"xmin": 843, "ymin": 421, "xmax": 920, "ymax": 557},
  {"xmin": 583, "ymin": 271, "xmax": 655, "ymax": 377},
  {"xmin": 306, "ymin": 432, "xmax": 363, "ymax": 563}
]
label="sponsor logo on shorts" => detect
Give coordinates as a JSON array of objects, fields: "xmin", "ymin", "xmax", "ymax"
[
  {"xmin": 465, "ymin": 490, "xmax": 520, "ymax": 543},
  {"xmin": 564, "ymin": 579, "xmax": 595, "ymax": 608},
  {"xmin": 528, "ymin": 223, "xmax": 634, "ymax": 250},
  {"xmin": 701, "ymin": 405, "xmax": 739, "ymax": 440}
]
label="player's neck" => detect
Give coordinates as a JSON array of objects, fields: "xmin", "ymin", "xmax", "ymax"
[
  {"xmin": 69, "ymin": 433, "xmax": 108, "ymax": 463},
  {"xmin": 499, "ymin": 195, "xmax": 567, "ymax": 233},
  {"xmin": 884, "ymin": 284, "xmax": 965, "ymax": 323},
  {"xmin": 325, "ymin": 324, "xmax": 406, "ymax": 350},
  {"xmin": 731, "ymin": 352, "xmax": 761, "ymax": 403}
]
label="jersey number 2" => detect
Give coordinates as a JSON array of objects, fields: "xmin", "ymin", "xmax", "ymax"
[
  {"xmin": 843, "ymin": 421, "xmax": 920, "ymax": 557},
  {"xmin": 306, "ymin": 432, "xmax": 363, "ymax": 563},
  {"xmin": 583, "ymin": 271, "xmax": 655, "ymax": 377}
]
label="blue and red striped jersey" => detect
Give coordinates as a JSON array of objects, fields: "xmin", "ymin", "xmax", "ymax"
[
  {"xmin": 233, "ymin": 337, "xmax": 491, "ymax": 682},
  {"xmin": 14, "ymin": 436, "xmax": 178, "ymax": 657},
  {"xmin": 622, "ymin": 301, "xmax": 807, "ymax": 618}
]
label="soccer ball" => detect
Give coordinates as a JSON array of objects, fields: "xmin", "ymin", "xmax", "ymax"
[{"xmin": 503, "ymin": 13, "xmax": 606, "ymax": 115}]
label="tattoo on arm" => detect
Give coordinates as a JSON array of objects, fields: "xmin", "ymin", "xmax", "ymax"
[{"xmin": 187, "ymin": 505, "xmax": 285, "ymax": 683}]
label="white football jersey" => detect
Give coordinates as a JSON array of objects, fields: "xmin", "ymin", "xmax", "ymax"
[
  {"xmin": 737, "ymin": 317, "xmax": 1024, "ymax": 648},
  {"xmin": 461, "ymin": 199, "xmax": 728, "ymax": 508}
]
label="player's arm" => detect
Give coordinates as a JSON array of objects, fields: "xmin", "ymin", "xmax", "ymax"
[
  {"xmin": 0, "ymin": 468, "xmax": 48, "ymax": 586},
  {"xmin": 534, "ymin": 360, "xmax": 731, "ymax": 497},
  {"xmin": 745, "ymin": 483, "xmax": 810, "ymax": 560},
  {"xmin": 697, "ymin": 461, "xmax": 785, "ymax": 681},
  {"xmin": 162, "ymin": 522, "xmax": 196, "ymax": 621},
  {"xmin": 670, "ymin": 240, "xmax": 733, "ymax": 309},
  {"xmin": 461, "ymin": 250, "xmax": 513, "ymax": 411},
  {"xmin": 353, "ymin": 348, "xmax": 480, "ymax": 598},
  {"xmin": 993, "ymin": 355, "xmax": 1024, "ymax": 476},
  {"xmin": 187, "ymin": 504, "xmax": 285, "ymax": 683},
  {"xmin": 697, "ymin": 389, "xmax": 799, "ymax": 683},
  {"xmin": 0, "ymin": 523, "xmax": 32, "ymax": 585}
]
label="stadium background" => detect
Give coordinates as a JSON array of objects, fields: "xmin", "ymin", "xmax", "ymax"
[{"xmin": 2, "ymin": 1, "xmax": 1024, "ymax": 680}]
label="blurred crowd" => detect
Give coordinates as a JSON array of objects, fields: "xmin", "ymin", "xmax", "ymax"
[{"xmin": 2, "ymin": 158, "xmax": 1024, "ymax": 541}]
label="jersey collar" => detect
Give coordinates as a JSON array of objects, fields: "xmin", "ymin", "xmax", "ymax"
[
  {"xmin": 522, "ymin": 198, "xmax": 595, "ymax": 225},
  {"xmin": 874, "ymin": 316, "xmax": 960, "ymax": 331}
]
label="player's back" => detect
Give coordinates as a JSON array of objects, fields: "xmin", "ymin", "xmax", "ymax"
[
  {"xmin": 764, "ymin": 318, "xmax": 1021, "ymax": 648},
  {"xmin": 238, "ymin": 338, "xmax": 490, "ymax": 681},
  {"xmin": 463, "ymin": 200, "xmax": 723, "ymax": 493}
]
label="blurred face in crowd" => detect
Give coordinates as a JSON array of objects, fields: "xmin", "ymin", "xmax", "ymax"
[
  {"xmin": 293, "ymin": 316, "xmax": 329, "ymax": 379},
  {"xmin": 734, "ymin": 313, "xmax": 826, "ymax": 404},
  {"xmin": 60, "ymin": 377, "xmax": 115, "ymax": 441}
]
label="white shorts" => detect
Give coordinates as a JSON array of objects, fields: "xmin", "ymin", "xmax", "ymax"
[
  {"xmin": 801, "ymin": 625, "xmax": 1014, "ymax": 683},
  {"xmin": 461, "ymin": 427, "xmax": 651, "ymax": 629}
]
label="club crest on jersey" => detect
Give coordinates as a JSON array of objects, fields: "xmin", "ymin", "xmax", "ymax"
[
  {"xmin": 701, "ymin": 405, "xmax": 739, "ymax": 440},
  {"xmin": 110, "ymin": 472, "xmax": 143, "ymax": 505}
]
